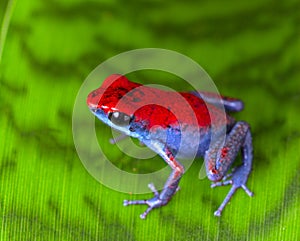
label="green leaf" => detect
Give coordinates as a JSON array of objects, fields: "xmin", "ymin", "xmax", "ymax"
[{"xmin": 1, "ymin": 0, "xmax": 299, "ymax": 240}]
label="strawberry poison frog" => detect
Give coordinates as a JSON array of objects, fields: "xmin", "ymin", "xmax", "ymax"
[{"xmin": 87, "ymin": 74, "xmax": 253, "ymax": 219}]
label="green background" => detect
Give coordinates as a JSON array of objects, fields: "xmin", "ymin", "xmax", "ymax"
[{"xmin": 1, "ymin": 0, "xmax": 299, "ymax": 240}]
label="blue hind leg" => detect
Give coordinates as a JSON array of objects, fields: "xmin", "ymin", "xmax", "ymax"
[{"xmin": 205, "ymin": 121, "xmax": 253, "ymax": 216}]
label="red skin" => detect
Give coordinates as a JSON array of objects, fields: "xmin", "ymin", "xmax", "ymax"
[
  {"xmin": 87, "ymin": 74, "xmax": 234, "ymax": 129},
  {"xmin": 87, "ymin": 74, "xmax": 253, "ymax": 218}
]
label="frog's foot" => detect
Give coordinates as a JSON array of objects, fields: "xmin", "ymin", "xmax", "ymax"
[
  {"xmin": 211, "ymin": 165, "xmax": 253, "ymax": 217},
  {"xmin": 124, "ymin": 183, "xmax": 178, "ymax": 219}
]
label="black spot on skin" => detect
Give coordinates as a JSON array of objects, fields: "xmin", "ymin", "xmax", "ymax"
[
  {"xmin": 132, "ymin": 97, "xmax": 141, "ymax": 102},
  {"xmin": 91, "ymin": 91, "xmax": 98, "ymax": 98},
  {"xmin": 126, "ymin": 88, "xmax": 145, "ymax": 103}
]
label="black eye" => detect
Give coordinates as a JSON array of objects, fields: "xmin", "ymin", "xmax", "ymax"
[{"xmin": 108, "ymin": 112, "xmax": 132, "ymax": 126}]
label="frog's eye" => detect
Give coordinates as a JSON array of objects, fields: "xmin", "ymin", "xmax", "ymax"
[{"xmin": 108, "ymin": 111, "xmax": 132, "ymax": 126}]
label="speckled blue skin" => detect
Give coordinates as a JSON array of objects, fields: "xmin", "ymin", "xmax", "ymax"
[{"xmin": 87, "ymin": 75, "xmax": 254, "ymax": 219}]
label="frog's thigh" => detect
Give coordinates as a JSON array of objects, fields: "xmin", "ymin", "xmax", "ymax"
[
  {"xmin": 192, "ymin": 91, "xmax": 244, "ymax": 112},
  {"xmin": 205, "ymin": 121, "xmax": 251, "ymax": 181}
]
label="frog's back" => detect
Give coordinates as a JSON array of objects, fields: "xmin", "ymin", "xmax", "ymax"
[
  {"xmin": 89, "ymin": 74, "xmax": 234, "ymax": 131},
  {"xmin": 179, "ymin": 92, "xmax": 235, "ymax": 129}
]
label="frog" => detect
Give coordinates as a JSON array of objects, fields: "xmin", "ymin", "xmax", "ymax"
[{"xmin": 87, "ymin": 74, "xmax": 253, "ymax": 219}]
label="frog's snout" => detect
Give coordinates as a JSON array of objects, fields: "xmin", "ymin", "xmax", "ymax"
[{"xmin": 87, "ymin": 89, "xmax": 101, "ymax": 110}]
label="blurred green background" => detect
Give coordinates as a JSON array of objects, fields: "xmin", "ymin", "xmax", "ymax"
[{"xmin": 0, "ymin": 0, "xmax": 299, "ymax": 240}]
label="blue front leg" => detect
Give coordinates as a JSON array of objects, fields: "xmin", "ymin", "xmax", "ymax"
[{"xmin": 124, "ymin": 145, "xmax": 184, "ymax": 219}]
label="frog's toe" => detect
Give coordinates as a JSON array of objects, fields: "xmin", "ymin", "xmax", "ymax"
[
  {"xmin": 241, "ymin": 184, "xmax": 254, "ymax": 197},
  {"xmin": 123, "ymin": 199, "xmax": 147, "ymax": 206},
  {"xmin": 148, "ymin": 183, "xmax": 159, "ymax": 196},
  {"xmin": 210, "ymin": 171, "xmax": 233, "ymax": 188},
  {"xmin": 211, "ymin": 179, "xmax": 232, "ymax": 188}
]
